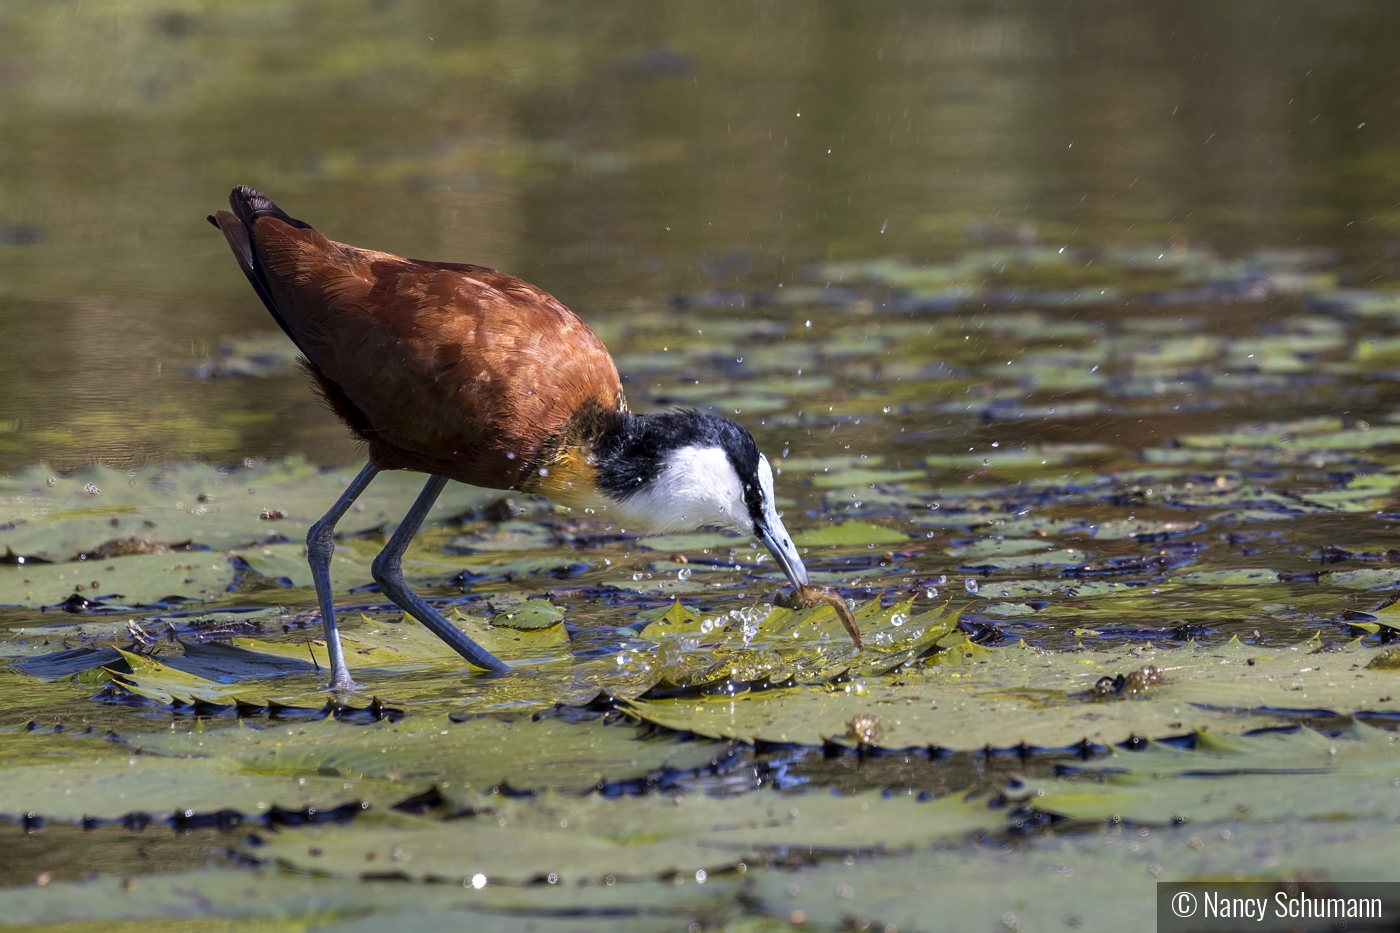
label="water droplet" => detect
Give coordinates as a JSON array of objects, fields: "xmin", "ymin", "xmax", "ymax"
[
  {"xmin": 632, "ymin": 572, "xmax": 643, "ymax": 581},
  {"xmin": 937, "ymin": 575, "xmax": 948, "ymax": 584},
  {"xmin": 964, "ymin": 578, "xmax": 980, "ymax": 595},
  {"xmin": 677, "ymin": 567, "xmax": 692, "ymax": 582},
  {"xmin": 471, "ymin": 874, "xmax": 488, "ymax": 889},
  {"xmin": 925, "ymin": 587, "xmax": 938, "ymax": 599},
  {"xmin": 883, "ymin": 406, "xmax": 891, "ymax": 413},
  {"xmin": 741, "ymin": 618, "xmax": 760, "ymax": 645},
  {"xmin": 890, "ymin": 613, "xmax": 908, "ymax": 628}
]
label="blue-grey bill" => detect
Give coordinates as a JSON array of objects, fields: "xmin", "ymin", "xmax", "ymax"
[{"xmin": 760, "ymin": 520, "xmax": 809, "ymax": 589}]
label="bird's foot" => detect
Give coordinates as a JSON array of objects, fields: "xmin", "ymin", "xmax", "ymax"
[{"xmin": 325, "ymin": 671, "xmax": 359, "ymax": 694}]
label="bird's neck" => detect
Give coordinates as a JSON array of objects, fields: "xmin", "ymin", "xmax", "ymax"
[
  {"xmin": 519, "ymin": 407, "xmax": 756, "ymax": 535},
  {"xmin": 516, "ymin": 402, "xmax": 634, "ymax": 514}
]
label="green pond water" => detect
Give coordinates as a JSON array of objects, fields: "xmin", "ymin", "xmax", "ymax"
[{"xmin": 4, "ymin": 2, "xmax": 1400, "ymax": 930}]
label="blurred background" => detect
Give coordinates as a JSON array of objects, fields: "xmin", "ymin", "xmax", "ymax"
[{"xmin": 0, "ymin": 0, "xmax": 1397, "ymax": 470}]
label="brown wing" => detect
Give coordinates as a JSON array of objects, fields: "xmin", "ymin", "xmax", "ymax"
[{"xmin": 232, "ymin": 206, "xmax": 623, "ymax": 491}]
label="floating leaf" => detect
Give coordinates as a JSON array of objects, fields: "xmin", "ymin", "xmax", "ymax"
[
  {"xmin": 251, "ymin": 789, "xmax": 1006, "ymax": 885},
  {"xmin": 635, "ymin": 532, "xmax": 746, "ymax": 552},
  {"xmin": 0, "ymin": 551, "xmax": 237, "ymax": 608},
  {"xmin": 1172, "ymin": 569, "xmax": 1281, "ymax": 586},
  {"xmin": 491, "ymin": 599, "xmax": 565, "ymax": 630},
  {"xmin": 946, "ymin": 538, "xmax": 1054, "ymax": 559},
  {"xmin": 627, "ymin": 638, "xmax": 1400, "ymax": 750},
  {"xmin": 449, "ymin": 521, "xmax": 559, "ymax": 552},
  {"xmin": 1178, "ymin": 425, "xmax": 1400, "ymax": 450},
  {"xmin": 808, "ymin": 468, "xmax": 928, "ymax": 488},
  {"xmin": 636, "ymin": 600, "xmax": 702, "ymax": 637},
  {"xmin": 0, "ymin": 858, "xmax": 739, "ymax": 931},
  {"xmin": 0, "ymin": 460, "xmax": 497, "ymax": 560},
  {"xmin": 1090, "ymin": 519, "xmax": 1205, "ymax": 540},
  {"xmin": 129, "ymin": 715, "xmax": 729, "ymax": 798},
  {"xmin": 792, "ymin": 520, "xmax": 910, "ymax": 547},
  {"xmin": 1032, "ymin": 723, "xmax": 1400, "ymax": 825}
]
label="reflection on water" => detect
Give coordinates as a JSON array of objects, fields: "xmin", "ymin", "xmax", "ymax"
[{"xmin": 0, "ymin": 1, "xmax": 1398, "ymax": 469}]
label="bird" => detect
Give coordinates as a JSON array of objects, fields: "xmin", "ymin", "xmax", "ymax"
[{"xmin": 209, "ymin": 186, "xmax": 809, "ymax": 691}]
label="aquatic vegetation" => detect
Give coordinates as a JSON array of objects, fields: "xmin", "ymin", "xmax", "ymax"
[
  {"xmin": 11, "ymin": 235, "xmax": 1400, "ymax": 926},
  {"xmin": 4, "ymin": 0, "xmax": 1400, "ymax": 921}
]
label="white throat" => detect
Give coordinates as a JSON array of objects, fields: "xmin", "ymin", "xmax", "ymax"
[{"xmin": 608, "ymin": 445, "xmax": 752, "ymax": 534}]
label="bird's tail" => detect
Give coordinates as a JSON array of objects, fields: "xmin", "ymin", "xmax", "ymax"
[
  {"xmin": 206, "ymin": 187, "xmax": 311, "ymax": 352},
  {"xmin": 225, "ymin": 185, "xmax": 312, "ymax": 234}
]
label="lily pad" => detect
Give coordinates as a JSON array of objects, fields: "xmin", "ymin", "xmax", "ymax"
[
  {"xmin": 793, "ymin": 520, "xmax": 911, "ymax": 547},
  {"xmin": 251, "ymin": 788, "xmax": 1007, "ymax": 884},
  {"xmin": 0, "ymin": 863, "xmax": 741, "ymax": 932},
  {"xmin": 490, "ymin": 599, "xmax": 565, "ymax": 630},
  {"xmin": 0, "ymin": 460, "xmax": 497, "ymax": 561},
  {"xmin": 635, "ymin": 532, "xmax": 747, "ymax": 552},
  {"xmin": 0, "ymin": 551, "xmax": 237, "ymax": 608},
  {"xmin": 127, "ymin": 715, "xmax": 731, "ymax": 798},
  {"xmin": 1032, "ymin": 723, "xmax": 1400, "ymax": 825},
  {"xmin": 1091, "ymin": 519, "xmax": 1205, "ymax": 540},
  {"xmin": 626, "ymin": 637, "xmax": 1400, "ymax": 751}
]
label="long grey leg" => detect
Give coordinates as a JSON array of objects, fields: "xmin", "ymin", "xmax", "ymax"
[
  {"xmin": 371, "ymin": 475, "xmax": 510, "ymax": 672},
  {"xmin": 306, "ymin": 462, "xmax": 380, "ymax": 691}
]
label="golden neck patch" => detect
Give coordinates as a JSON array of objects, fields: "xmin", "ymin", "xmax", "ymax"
[
  {"xmin": 520, "ymin": 443, "xmax": 605, "ymax": 511},
  {"xmin": 517, "ymin": 399, "xmax": 622, "ymax": 508}
]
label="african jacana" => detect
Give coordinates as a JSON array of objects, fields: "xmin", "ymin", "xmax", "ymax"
[{"xmin": 210, "ymin": 186, "xmax": 808, "ymax": 690}]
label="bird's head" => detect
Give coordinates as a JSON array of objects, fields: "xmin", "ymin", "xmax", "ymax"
[{"xmin": 574, "ymin": 411, "xmax": 808, "ymax": 590}]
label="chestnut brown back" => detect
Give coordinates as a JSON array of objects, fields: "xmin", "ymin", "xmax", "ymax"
[{"xmin": 248, "ymin": 217, "xmax": 623, "ymax": 490}]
